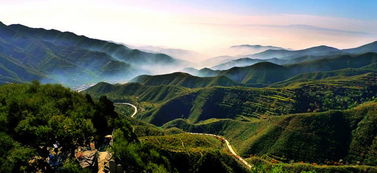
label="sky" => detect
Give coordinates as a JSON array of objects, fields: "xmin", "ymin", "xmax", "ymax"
[{"xmin": 1, "ymin": 0, "xmax": 377, "ymax": 56}]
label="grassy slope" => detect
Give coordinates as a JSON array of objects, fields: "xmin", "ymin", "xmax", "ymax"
[
  {"xmin": 163, "ymin": 102, "xmax": 377, "ymax": 166},
  {"xmin": 85, "ymin": 82, "xmax": 191, "ymax": 103},
  {"xmin": 136, "ymin": 72, "xmax": 377, "ymax": 126},
  {"xmin": 140, "ymin": 133, "xmax": 249, "ymax": 173},
  {"xmin": 140, "ymin": 86, "xmax": 296, "ymax": 126},
  {"xmin": 94, "ymin": 71, "xmax": 377, "ymax": 172},
  {"xmin": 131, "ymin": 72, "xmax": 240, "ymax": 88},
  {"xmin": 271, "ymin": 65, "xmax": 377, "ymax": 87},
  {"xmin": 120, "ymin": 109, "xmax": 266, "ymax": 172},
  {"xmin": 91, "ymin": 72, "xmax": 377, "ymax": 127},
  {"xmin": 140, "ymin": 133, "xmax": 224, "ymax": 152},
  {"xmin": 220, "ymin": 62, "xmax": 288, "ymax": 86},
  {"xmin": 246, "ymin": 156, "xmax": 377, "ymax": 173},
  {"xmin": 117, "ymin": 102, "xmax": 377, "ymax": 172}
]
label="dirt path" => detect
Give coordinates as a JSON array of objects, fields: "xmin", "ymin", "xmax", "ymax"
[{"xmin": 188, "ymin": 132, "xmax": 252, "ymax": 169}]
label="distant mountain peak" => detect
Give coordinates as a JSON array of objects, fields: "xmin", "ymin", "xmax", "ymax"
[
  {"xmin": 342, "ymin": 40, "xmax": 377, "ymax": 54},
  {"xmin": 0, "ymin": 21, "xmax": 6, "ymax": 27},
  {"xmin": 200, "ymin": 67, "xmax": 214, "ymax": 71},
  {"xmin": 303, "ymin": 45, "xmax": 339, "ymax": 51},
  {"xmin": 251, "ymin": 61, "xmax": 283, "ymax": 68}
]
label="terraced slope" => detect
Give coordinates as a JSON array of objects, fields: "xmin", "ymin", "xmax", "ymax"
[
  {"xmin": 163, "ymin": 102, "xmax": 377, "ymax": 166},
  {"xmin": 137, "ymin": 73, "xmax": 377, "ymax": 126}
]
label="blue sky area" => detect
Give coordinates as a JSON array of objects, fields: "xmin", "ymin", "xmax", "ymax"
[{"xmin": 181, "ymin": 0, "xmax": 377, "ymax": 20}]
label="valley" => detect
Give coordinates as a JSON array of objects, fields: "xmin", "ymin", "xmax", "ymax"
[
  {"xmin": 0, "ymin": 20, "xmax": 376, "ymax": 173},
  {"xmin": 83, "ymin": 45, "xmax": 377, "ymax": 172}
]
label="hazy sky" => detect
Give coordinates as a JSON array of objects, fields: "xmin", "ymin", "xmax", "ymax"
[{"xmin": 1, "ymin": 0, "xmax": 377, "ymax": 55}]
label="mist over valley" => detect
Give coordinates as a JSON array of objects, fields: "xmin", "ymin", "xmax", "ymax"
[{"xmin": 1, "ymin": 1, "xmax": 377, "ymax": 172}]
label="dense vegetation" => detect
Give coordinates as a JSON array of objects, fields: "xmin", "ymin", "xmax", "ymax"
[
  {"xmin": 85, "ymin": 82, "xmax": 190, "ymax": 103},
  {"xmin": 2, "ymin": 21, "xmax": 377, "ymax": 172},
  {"xmin": 0, "ymin": 82, "xmax": 252, "ymax": 172},
  {"xmin": 92, "ymin": 72, "xmax": 376, "ymax": 126},
  {"xmin": 140, "ymin": 134, "xmax": 249, "ymax": 173},
  {"xmin": 163, "ymin": 102, "xmax": 377, "ymax": 167},
  {"xmin": 85, "ymin": 53, "xmax": 377, "ymax": 172},
  {"xmin": 0, "ymin": 81, "xmax": 136, "ymax": 172}
]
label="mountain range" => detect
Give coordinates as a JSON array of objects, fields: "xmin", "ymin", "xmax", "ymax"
[
  {"xmin": 2, "ymin": 21, "xmax": 377, "ymax": 89},
  {"xmin": 0, "ymin": 21, "xmax": 184, "ymax": 87},
  {"xmin": 1, "ymin": 21, "xmax": 377, "ymax": 172},
  {"xmin": 85, "ymin": 53, "xmax": 377, "ymax": 125},
  {"xmin": 211, "ymin": 58, "xmax": 286, "ymax": 70},
  {"xmin": 227, "ymin": 44, "xmax": 286, "ymax": 56},
  {"xmin": 202, "ymin": 41, "xmax": 377, "ymax": 71}
]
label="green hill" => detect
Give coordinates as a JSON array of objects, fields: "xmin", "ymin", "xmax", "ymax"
[
  {"xmin": 220, "ymin": 53, "xmax": 377, "ymax": 86},
  {"xmin": 250, "ymin": 45, "xmax": 341, "ymax": 59},
  {"xmin": 286, "ymin": 52, "xmax": 377, "ymax": 74},
  {"xmin": 136, "ymin": 72, "xmax": 377, "ymax": 126},
  {"xmin": 140, "ymin": 133, "xmax": 249, "ymax": 173},
  {"xmin": 182, "ymin": 67, "xmax": 220, "ymax": 77},
  {"xmin": 220, "ymin": 62, "xmax": 288, "ymax": 86},
  {"xmin": 139, "ymin": 86, "xmax": 294, "ymax": 126},
  {"xmin": 131, "ymin": 72, "xmax": 240, "ymax": 88},
  {"xmin": 121, "ymin": 52, "xmax": 377, "ymax": 88},
  {"xmin": 212, "ymin": 57, "xmax": 287, "ymax": 70},
  {"xmin": 343, "ymin": 41, "xmax": 377, "ymax": 54},
  {"xmin": 85, "ymin": 82, "xmax": 190, "ymax": 103},
  {"xmin": 271, "ymin": 66, "xmax": 377, "ymax": 87},
  {"xmin": 163, "ymin": 102, "xmax": 377, "ymax": 166}
]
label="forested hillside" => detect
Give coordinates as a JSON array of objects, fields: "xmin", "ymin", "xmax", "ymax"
[
  {"xmin": 164, "ymin": 102, "xmax": 377, "ymax": 166},
  {"xmin": 2, "ymin": 19, "xmax": 377, "ymax": 173},
  {"xmin": 87, "ymin": 72, "xmax": 377, "ymax": 126},
  {"xmin": 0, "ymin": 82, "xmax": 248, "ymax": 172}
]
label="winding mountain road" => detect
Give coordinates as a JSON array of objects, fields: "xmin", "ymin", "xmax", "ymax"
[
  {"xmin": 114, "ymin": 102, "xmax": 252, "ymax": 169},
  {"xmin": 114, "ymin": 103, "xmax": 138, "ymax": 118}
]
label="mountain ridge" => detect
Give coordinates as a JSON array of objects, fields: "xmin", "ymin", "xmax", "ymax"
[
  {"xmin": 131, "ymin": 72, "xmax": 239, "ymax": 88},
  {"xmin": 219, "ymin": 52, "xmax": 377, "ymax": 85},
  {"xmin": 0, "ymin": 22, "xmax": 184, "ymax": 87}
]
